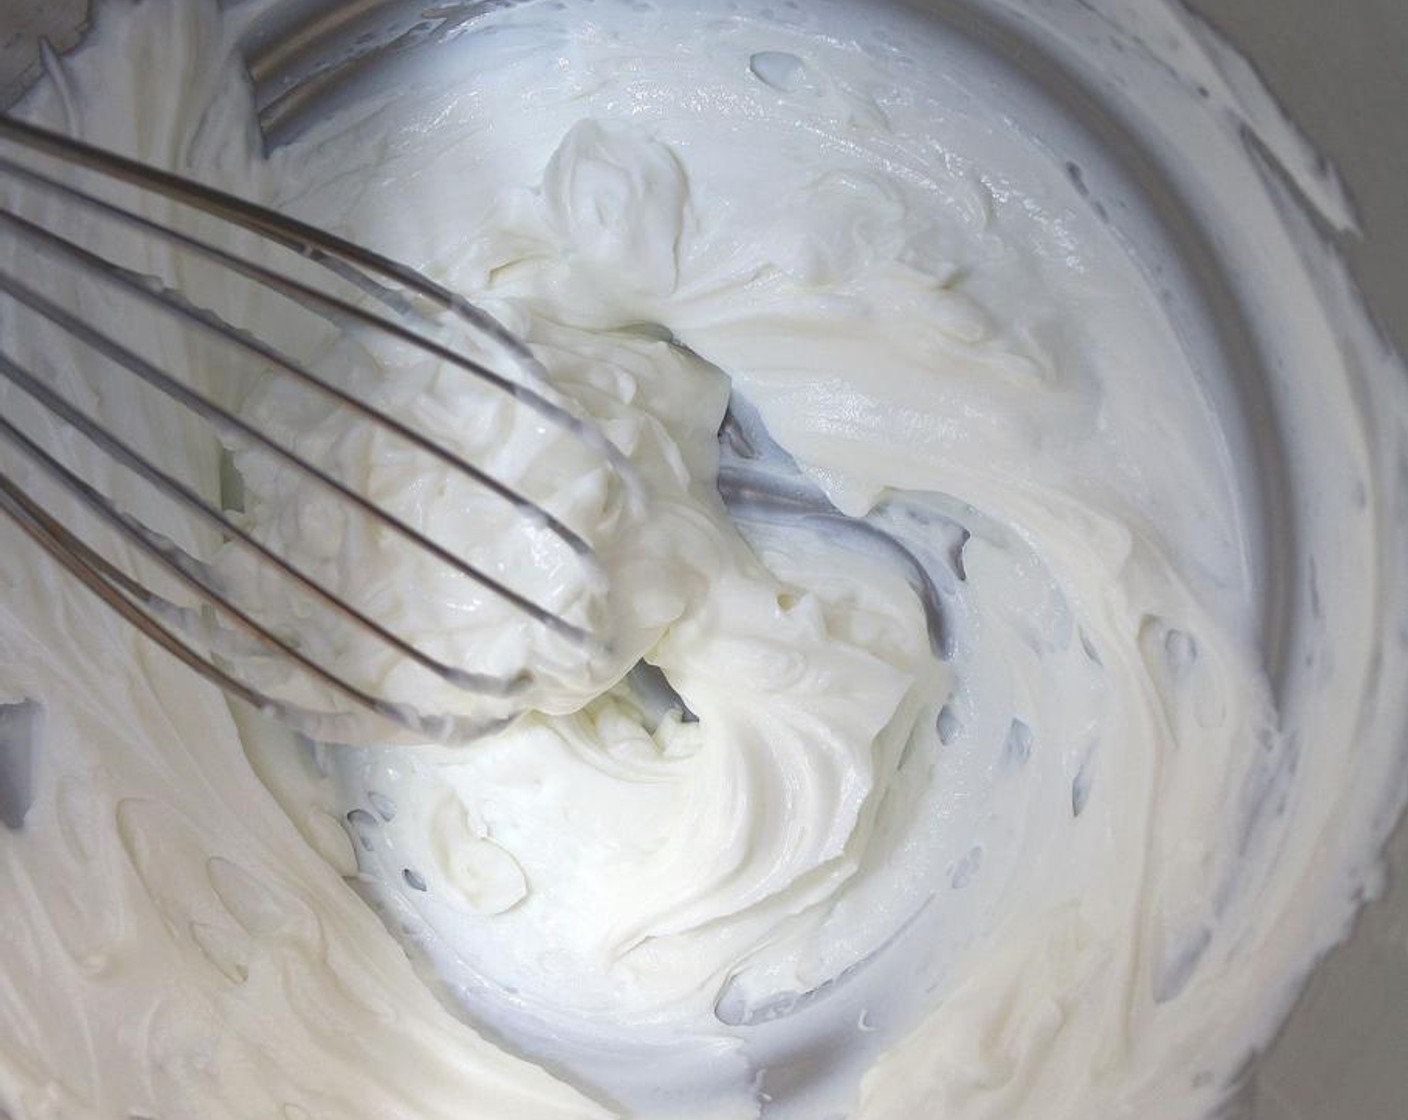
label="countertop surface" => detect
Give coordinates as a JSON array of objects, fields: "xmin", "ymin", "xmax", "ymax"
[{"xmin": 1188, "ymin": 4, "xmax": 1408, "ymax": 1119}]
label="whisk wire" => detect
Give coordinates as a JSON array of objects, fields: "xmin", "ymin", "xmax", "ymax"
[
  {"xmin": 0, "ymin": 147, "xmax": 622, "ymax": 566},
  {"xmin": 0, "ymin": 459, "xmax": 275, "ymax": 711},
  {"xmin": 0, "ymin": 116, "xmax": 530, "ymax": 366},
  {"xmin": 0, "ymin": 255, "xmax": 594, "ymax": 649},
  {"xmin": 0, "ymin": 436, "xmax": 511, "ymax": 744},
  {"xmin": 0, "ymin": 115, "xmax": 640, "ymax": 499},
  {"xmin": 0, "ymin": 182, "xmax": 602, "ymax": 570},
  {"xmin": 0, "ymin": 117, "xmax": 626, "ymax": 743},
  {"xmin": 0, "ymin": 406, "xmax": 382, "ymax": 709},
  {"xmin": 0, "ymin": 349, "xmax": 526, "ymax": 698}
]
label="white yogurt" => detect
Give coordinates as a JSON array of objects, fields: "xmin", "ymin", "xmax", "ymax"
[{"xmin": 0, "ymin": 1, "xmax": 1405, "ymax": 1119}]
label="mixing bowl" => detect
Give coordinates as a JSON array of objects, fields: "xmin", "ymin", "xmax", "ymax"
[{"xmin": 2, "ymin": 2, "xmax": 1405, "ymax": 1118}]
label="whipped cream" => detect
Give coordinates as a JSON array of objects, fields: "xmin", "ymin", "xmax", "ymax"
[{"xmin": 0, "ymin": 1, "xmax": 1405, "ymax": 1119}]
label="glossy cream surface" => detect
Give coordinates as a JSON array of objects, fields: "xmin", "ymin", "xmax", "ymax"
[{"xmin": 0, "ymin": 1, "xmax": 1405, "ymax": 1119}]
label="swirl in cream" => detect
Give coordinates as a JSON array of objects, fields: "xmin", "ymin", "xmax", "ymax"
[{"xmin": 0, "ymin": 1, "xmax": 1405, "ymax": 1119}]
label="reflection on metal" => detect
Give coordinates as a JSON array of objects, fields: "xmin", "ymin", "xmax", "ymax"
[
  {"xmin": 238, "ymin": 0, "xmax": 528, "ymax": 148},
  {"xmin": 0, "ymin": 699, "xmax": 40, "ymax": 830}
]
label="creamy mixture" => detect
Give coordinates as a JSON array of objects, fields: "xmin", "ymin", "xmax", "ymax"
[{"xmin": 1, "ymin": 1, "xmax": 1406, "ymax": 1119}]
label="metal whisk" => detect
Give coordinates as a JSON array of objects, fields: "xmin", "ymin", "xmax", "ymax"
[{"xmin": 0, "ymin": 116, "xmax": 627, "ymax": 745}]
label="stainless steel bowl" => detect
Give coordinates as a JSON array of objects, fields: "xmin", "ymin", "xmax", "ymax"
[{"xmin": 3, "ymin": 2, "xmax": 1405, "ymax": 1118}]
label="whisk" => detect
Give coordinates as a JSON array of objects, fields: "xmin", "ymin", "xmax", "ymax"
[{"xmin": 0, "ymin": 116, "xmax": 629, "ymax": 745}]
